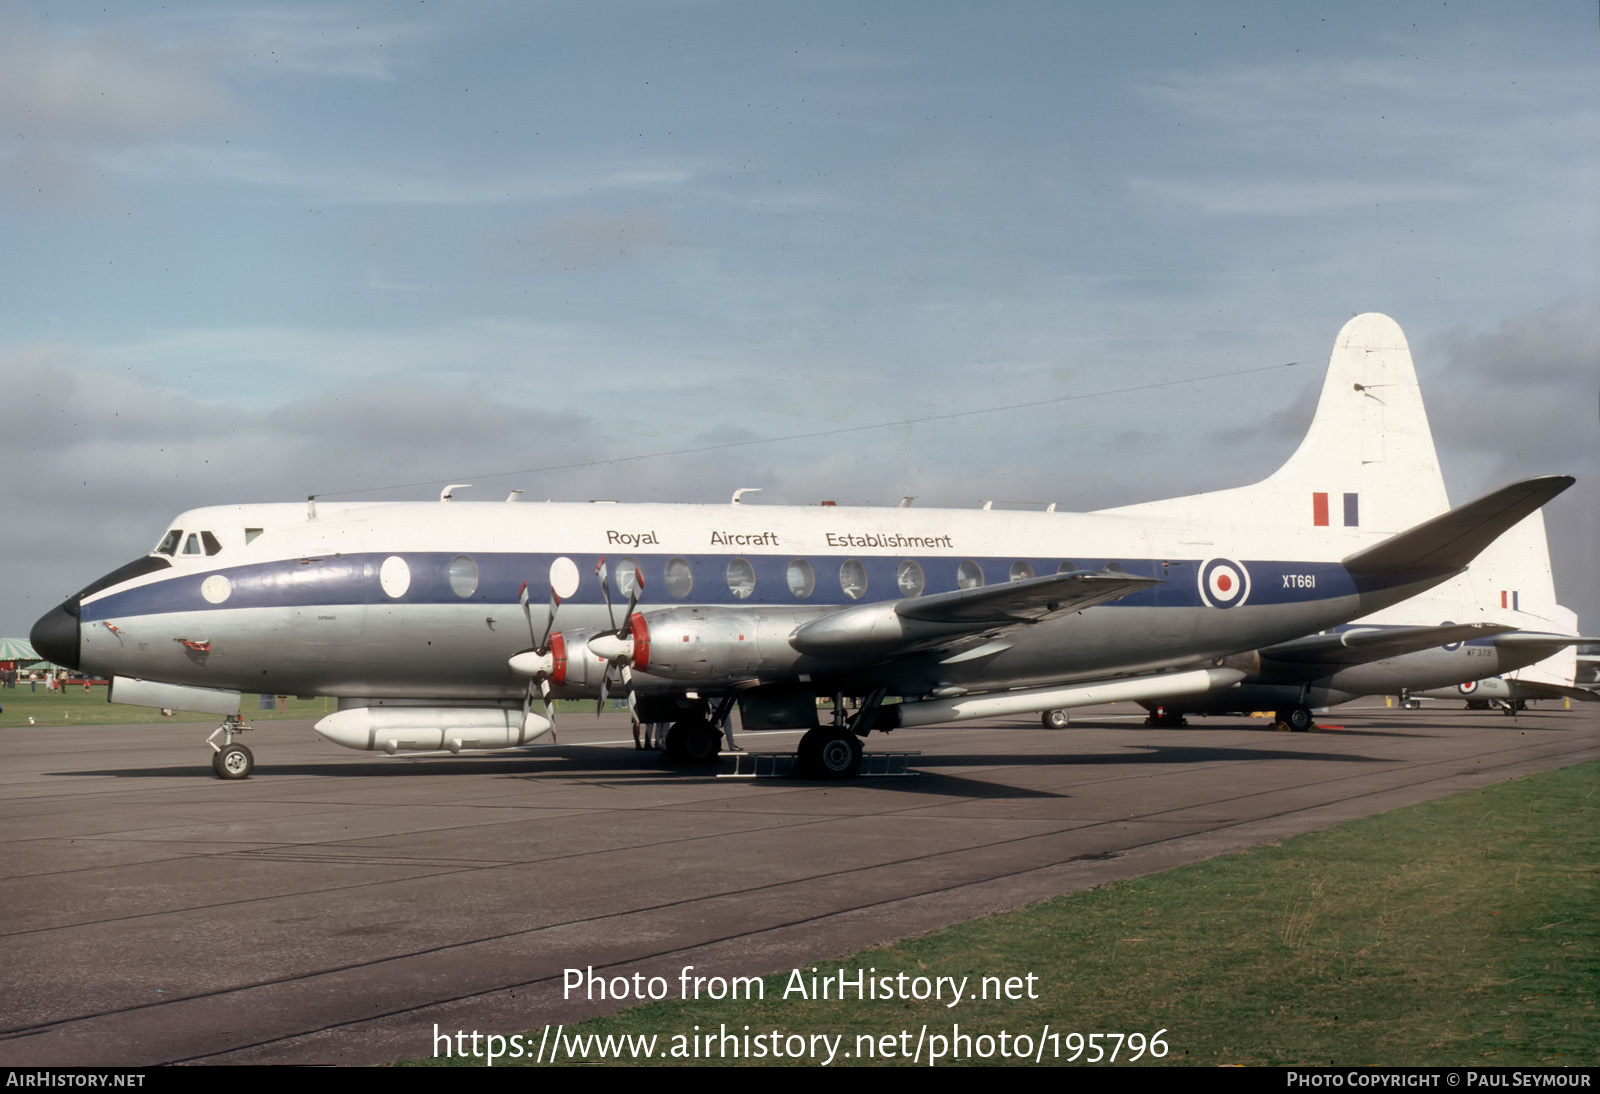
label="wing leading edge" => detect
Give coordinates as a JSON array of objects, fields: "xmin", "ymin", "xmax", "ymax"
[{"xmin": 790, "ymin": 569, "xmax": 1159, "ymax": 658}]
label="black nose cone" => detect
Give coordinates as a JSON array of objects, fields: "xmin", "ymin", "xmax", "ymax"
[{"xmin": 30, "ymin": 599, "xmax": 81, "ymax": 670}]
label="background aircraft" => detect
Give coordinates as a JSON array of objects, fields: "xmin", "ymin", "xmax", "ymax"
[
  {"xmin": 30, "ymin": 315, "xmax": 1571, "ymax": 779},
  {"xmin": 1135, "ymin": 510, "xmax": 1589, "ymax": 729}
]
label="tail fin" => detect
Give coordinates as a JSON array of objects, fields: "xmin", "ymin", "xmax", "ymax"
[
  {"xmin": 1464, "ymin": 509, "xmax": 1562, "ymax": 629},
  {"xmin": 1099, "ymin": 313, "xmax": 1450, "ymax": 533}
]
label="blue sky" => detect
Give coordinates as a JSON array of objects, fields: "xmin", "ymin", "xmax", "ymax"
[{"xmin": 4, "ymin": 0, "xmax": 1596, "ymax": 636}]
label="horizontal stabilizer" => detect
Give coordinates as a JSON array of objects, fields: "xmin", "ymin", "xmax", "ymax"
[
  {"xmin": 1506, "ymin": 681, "xmax": 1600, "ymax": 704},
  {"xmin": 896, "ymin": 569, "xmax": 1159, "ymax": 625},
  {"xmin": 1342, "ymin": 476, "xmax": 1574, "ymax": 576},
  {"xmin": 1262, "ymin": 623, "xmax": 1517, "ymax": 666},
  {"xmin": 1489, "ymin": 631, "xmax": 1598, "ymax": 654}
]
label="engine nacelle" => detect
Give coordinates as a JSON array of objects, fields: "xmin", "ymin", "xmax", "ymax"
[{"xmin": 630, "ymin": 606, "xmax": 819, "ymax": 681}]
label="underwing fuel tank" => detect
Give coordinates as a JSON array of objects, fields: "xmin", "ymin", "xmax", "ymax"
[{"xmin": 315, "ymin": 707, "xmax": 551, "ymax": 754}]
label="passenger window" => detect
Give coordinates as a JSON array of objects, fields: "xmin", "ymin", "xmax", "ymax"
[
  {"xmin": 787, "ymin": 559, "xmax": 815, "ymax": 599},
  {"xmin": 1105, "ymin": 561, "xmax": 1126, "ymax": 573},
  {"xmin": 726, "ymin": 558, "xmax": 755, "ymax": 599},
  {"xmin": 1056, "ymin": 560, "xmax": 1078, "ymax": 574},
  {"xmin": 616, "ymin": 557, "xmax": 642, "ymax": 598},
  {"xmin": 664, "ymin": 557, "xmax": 693, "ymax": 599},
  {"xmin": 1009, "ymin": 561, "xmax": 1034, "ymax": 581},
  {"xmin": 957, "ymin": 560, "xmax": 984, "ymax": 589},
  {"xmin": 245, "ymin": 528, "xmax": 264, "ymax": 545},
  {"xmin": 155, "ymin": 530, "xmax": 181, "ymax": 556},
  {"xmin": 896, "ymin": 559, "xmax": 924, "ymax": 597},
  {"xmin": 840, "ymin": 559, "xmax": 867, "ymax": 600},
  {"xmin": 448, "ymin": 556, "xmax": 479, "ymax": 598}
]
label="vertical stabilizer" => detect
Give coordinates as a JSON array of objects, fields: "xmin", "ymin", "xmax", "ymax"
[
  {"xmin": 1098, "ymin": 313, "xmax": 1450, "ymax": 535},
  {"xmin": 1261, "ymin": 313, "xmax": 1450, "ymax": 532},
  {"xmin": 1363, "ymin": 506, "xmax": 1569, "ymax": 630},
  {"xmin": 1464, "ymin": 509, "xmax": 1561, "ymax": 629}
]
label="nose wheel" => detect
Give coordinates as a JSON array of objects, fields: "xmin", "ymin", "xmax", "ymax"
[{"xmin": 207, "ymin": 717, "xmax": 254, "ymax": 779}]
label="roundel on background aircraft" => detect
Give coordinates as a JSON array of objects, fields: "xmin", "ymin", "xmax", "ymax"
[
  {"xmin": 1458, "ymin": 679, "xmax": 1479, "ymax": 695},
  {"xmin": 1197, "ymin": 558, "xmax": 1251, "ymax": 609}
]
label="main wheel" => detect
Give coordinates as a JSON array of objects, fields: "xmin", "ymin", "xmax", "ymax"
[
  {"xmin": 796, "ymin": 728, "xmax": 863, "ymax": 779},
  {"xmin": 664, "ymin": 719, "xmax": 720, "ymax": 763},
  {"xmin": 1278, "ymin": 706, "xmax": 1314, "ymax": 732},
  {"xmin": 212, "ymin": 742, "xmax": 253, "ymax": 779},
  {"xmin": 1041, "ymin": 709, "xmax": 1070, "ymax": 729}
]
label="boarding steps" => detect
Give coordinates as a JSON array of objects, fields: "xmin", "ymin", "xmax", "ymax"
[{"xmin": 718, "ymin": 750, "xmax": 920, "ymax": 779}]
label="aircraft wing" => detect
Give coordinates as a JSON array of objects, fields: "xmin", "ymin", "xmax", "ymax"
[
  {"xmin": 1261, "ymin": 623, "xmax": 1517, "ymax": 666},
  {"xmin": 791, "ymin": 569, "xmax": 1158, "ymax": 658},
  {"xmin": 896, "ymin": 569, "xmax": 1159, "ymax": 625}
]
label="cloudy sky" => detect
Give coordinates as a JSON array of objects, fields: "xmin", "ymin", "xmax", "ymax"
[{"xmin": 4, "ymin": 0, "xmax": 1595, "ymax": 639}]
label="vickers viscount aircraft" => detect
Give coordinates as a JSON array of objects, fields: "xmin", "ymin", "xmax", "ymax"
[{"xmin": 29, "ymin": 314, "xmax": 1573, "ymax": 779}]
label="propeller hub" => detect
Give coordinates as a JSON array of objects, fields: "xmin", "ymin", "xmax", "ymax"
[{"xmin": 587, "ymin": 632, "xmax": 632, "ymax": 663}]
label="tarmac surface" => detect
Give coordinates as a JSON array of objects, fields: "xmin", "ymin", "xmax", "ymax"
[{"xmin": 2, "ymin": 700, "xmax": 1597, "ymax": 1066}]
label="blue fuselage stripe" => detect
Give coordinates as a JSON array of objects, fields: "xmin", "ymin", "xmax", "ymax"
[{"xmin": 79, "ymin": 552, "xmax": 1370, "ymax": 622}]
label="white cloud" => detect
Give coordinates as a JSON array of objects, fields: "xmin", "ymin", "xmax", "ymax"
[
  {"xmin": 0, "ymin": 4, "xmax": 238, "ymax": 142},
  {"xmin": 97, "ymin": 141, "xmax": 698, "ymax": 205}
]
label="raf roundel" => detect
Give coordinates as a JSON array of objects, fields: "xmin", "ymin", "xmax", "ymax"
[
  {"xmin": 1198, "ymin": 558, "xmax": 1251, "ymax": 609},
  {"xmin": 1458, "ymin": 680, "xmax": 1479, "ymax": 695}
]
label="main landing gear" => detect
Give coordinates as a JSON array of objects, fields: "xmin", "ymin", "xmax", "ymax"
[
  {"xmin": 796, "ymin": 726, "xmax": 864, "ymax": 779},
  {"xmin": 662, "ymin": 696, "xmax": 735, "ymax": 764},
  {"xmin": 794, "ymin": 689, "xmax": 887, "ymax": 779},
  {"xmin": 207, "ymin": 716, "xmax": 254, "ymax": 779},
  {"xmin": 1276, "ymin": 705, "xmax": 1314, "ymax": 732},
  {"xmin": 1041, "ymin": 708, "xmax": 1071, "ymax": 729},
  {"xmin": 664, "ymin": 716, "xmax": 721, "ymax": 763}
]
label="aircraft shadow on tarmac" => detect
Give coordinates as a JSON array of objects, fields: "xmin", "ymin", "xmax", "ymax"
[{"xmin": 53, "ymin": 737, "xmax": 1398, "ymax": 785}]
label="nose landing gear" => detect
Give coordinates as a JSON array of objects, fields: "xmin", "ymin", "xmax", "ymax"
[{"xmin": 207, "ymin": 716, "xmax": 254, "ymax": 779}]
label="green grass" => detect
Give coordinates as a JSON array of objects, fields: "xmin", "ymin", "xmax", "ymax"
[{"xmin": 413, "ymin": 761, "xmax": 1598, "ymax": 1067}]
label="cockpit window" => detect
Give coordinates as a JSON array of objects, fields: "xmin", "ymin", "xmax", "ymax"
[
  {"xmin": 201, "ymin": 531, "xmax": 222, "ymax": 556},
  {"xmin": 155, "ymin": 530, "xmax": 181, "ymax": 556},
  {"xmin": 183, "ymin": 534, "xmax": 204, "ymax": 555}
]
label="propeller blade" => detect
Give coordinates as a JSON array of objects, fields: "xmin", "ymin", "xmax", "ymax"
[
  {"xmin": 596, "ymin": 663, "xmax": 613, "ymax": 716},
  {"xmin": 518, "ymin": 582, "xmax": 538, "ymax": 646},
  {"xmin": 539, "ymin": 591, "xmax": 559, "ymax": 651},
  {"xmin": 595, "ymin": 558, "xmax": 618, "ymax": 633}
]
